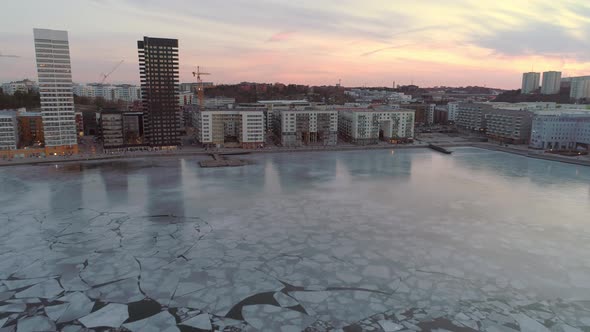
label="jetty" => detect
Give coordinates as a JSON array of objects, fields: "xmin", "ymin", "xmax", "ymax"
[
  {"xmin": 428, "ymin": 144, "xmax": 453, "ymax": 154},
  {"xmin": 199, "ymin": 153, "xmax": 254, "ymax": 168}
]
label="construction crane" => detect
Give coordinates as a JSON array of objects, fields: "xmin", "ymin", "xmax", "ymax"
[
  {"xmin": 192, "ymin": 66, "xmax": 211, "ymax": 108},
  {"xmin": 100, "ymin": 60, "xmax": 124, "ymax": 84},
  {"xmin": 0, "ymin": 52, "xmax": 20, "ymax": 58}
]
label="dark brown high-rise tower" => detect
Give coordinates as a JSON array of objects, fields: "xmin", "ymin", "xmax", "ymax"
[{"xmin": 137, "ymin": 37, "xmax": 180, "ymax": 147}]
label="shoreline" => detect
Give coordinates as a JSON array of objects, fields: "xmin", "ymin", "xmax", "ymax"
[{"xmin": 1, "ymin": 142, "xmax": 589, "ymax": 168}]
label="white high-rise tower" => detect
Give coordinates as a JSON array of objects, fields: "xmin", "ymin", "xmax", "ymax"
[
  {"xmin": 521, "ymin": 72, "xmax": 540, "ymax": 94},
  {"xmin": 33, "ymin": 28, "xmax": 78, "ymax": 154},
  {"xmin": 541, "ymin": 71, "xmax": 562, "ymax": 95}
]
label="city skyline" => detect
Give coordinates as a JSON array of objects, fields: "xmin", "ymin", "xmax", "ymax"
[{"xmin": 1, "ymin": 1, "xmax": 590, "ymax": 89}]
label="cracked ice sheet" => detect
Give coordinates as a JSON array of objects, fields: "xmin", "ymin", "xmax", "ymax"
[
  {"xmin": 123, "ymin": 311, "xmax": 178, "ymax": 332},
  {"xmin": 79, "ymin": 303, "xmax": 129, "ymax": 328},
  {"xmin": 291, "ymin": 290, "xmax": 396, "ymax": 328},
  {"xmin": 170, "ymin": 268, "xmax": 284, "ymax": 315},
  {"xmin": 242, "ymin": 305, "xmax": 315, "ymax": 332}
]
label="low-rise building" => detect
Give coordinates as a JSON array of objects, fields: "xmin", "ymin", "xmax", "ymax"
[
  {"xmin": 337, "ymin": 107, "xmax": 414, "ymax": 145},
  {"xmin": 275, "ymin": 108, "xmax": 337, "ymax": 147},
  {"xmin": 530, "ymin": 111, "xmax": 590, "ymax": 150},
  {"xmin": 0, "ymin": 110, "xmax": 18, "ymax": 151},
  {"xmin": 194, "ymin": 109, "xmax": 266, "ymax": 148}
]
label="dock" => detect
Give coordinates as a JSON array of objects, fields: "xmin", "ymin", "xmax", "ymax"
[
  {"xmin": 428, "ymin": 144, "xmax": 453, "ymax": 154},
  {"xmin": 199, "ymin": 153, "xmax": 254, "ymax": 168}
]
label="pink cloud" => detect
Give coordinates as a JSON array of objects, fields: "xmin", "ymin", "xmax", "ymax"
[{"xmin": 267, "ymin": 30, "xmax": 296, "ymax": 42}]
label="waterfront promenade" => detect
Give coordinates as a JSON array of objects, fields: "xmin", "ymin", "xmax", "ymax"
[{"xmin": 1, "ymin": 141, "xmax": 589, "ymax": 168}]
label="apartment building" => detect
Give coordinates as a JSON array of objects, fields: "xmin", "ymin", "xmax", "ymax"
[
  {"xmin": 193, "ymin": 109, "xmax": 266, "ymax": 149},
  {"xmin": 33, "ymin": 28, "xmax": 78, "ymax": 154},
  {"xmin": 275, "ymin": 108, "xmax": 337, "ymax": 147},
  {"xmin": 457, "ymin": 103, "xmax": 534, "ymax": 143},
  {"xmin": 338, "ymin": 107, "xmax": 414, "ymax": 145},
  {"xmin": 0, "ymin": 111, "xmax": 18, "ymax": 151},
  {"xmin": 99, "ymin": 110, "xmax": 146, "ymax": 150},
  {"xmin": 1, "ymin": 80, "xmax": 36, "ymax": 95},
  {"xmin": 17, "ymin": 111, "xmax": 44, "ymax": 148},
  {"xmin": 530, "ymin": 111, "xmax": 590, "ymax": 150}
]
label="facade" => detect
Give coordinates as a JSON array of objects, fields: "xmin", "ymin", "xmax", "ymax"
[
  {"xmin": 521, "ymin": 72, "xmax": 540, "ymax": 94},
  {"xmin": 138, "ymin": 36, "xmax": 180, "ymax": 147},
  {"xmin": 485, "ymin": 108, "xmax": 534, "ymax": 144},
  {"xmin": 541, "ymin": 71, "xmax": 561, "ymax": 95},
  {"xmin": 0, "ymin": 111, "xmax": 18, "ymax": 151},
  {"xmin": 178, "ymin": 91, "xmax": 195, "ymax": 106},
  {"xmin": 17, "ymin": 111, "xmax": 44, "ymax": 148},
  {"xmin": 275, "ymin": 108, "xmax": 338, "ymax": 147},
  {"xmin": 457, "ymin": 103, "xmax": 534, "ymax": 143},
  {"xmin": 447, "ymin": 102, "xmax": 459, "ymax": 122},
  {"xmin": 427, "ymin": 104, "xmax": 435, "ymax": 125},
  {"xmin": 401, "ymin": 104, "xmax": 428, "ymax": 125},
  {"xmin": 73, "ymin": 83, "xmax": 141, "ymax": 102},
  {"xmin": 193, "ymin": 109, "xmax": 266, "ymax": 148},
  {"xmin": 530, "ymin": 111, "xmax": 590, "ymax": 150},
  {"xmin": 203, "ymin": 97, "xmax": 235, "ymax": 108},
  {"xmin": 338, "ymin": 107, "xmax": 414, "ymax": 145},
  {"xmin": 33, "ymin": 28, "xmax": 78, "ymax": 154},
  {"xmin": 100, "ymin": 112, "xmax": 124, "ymax": 148},
  {"xmin": 568, "ymin": 76, "xmax": 590, "ymax": 100},
  {"xmin": 99, "ymin": 110, "xmax": 146, "ymax": 150}
]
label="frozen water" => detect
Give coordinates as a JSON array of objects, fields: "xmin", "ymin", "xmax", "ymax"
[{"xmin": 0, "ymin": 148, "xmax": 589, "ymax": 331}]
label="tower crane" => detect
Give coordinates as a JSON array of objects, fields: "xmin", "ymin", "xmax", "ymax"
[
  {"xmin": 192, "ymin": 66, "xmax": 211, "ymax": 108},
  {"xmin": 100, "ymin": 60, "xmax": 124, "ymax": 84}
]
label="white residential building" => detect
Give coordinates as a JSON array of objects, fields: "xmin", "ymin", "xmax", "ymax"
[
  {"xmin": 541, "ymin": 71, "xmax": 561, "ymax": 95},
  {"xmin": 203, "ymin": 97, "xmax": 235, "ymax": 108},
  {"xmin": 193, "ymin": 109, "xmax": 266, "ymax": 148},
  {"xmin": 0, "ymin": 110, "xmax": 18, "ymax": 150},
  {"xmin": 427, "ymin": 104, "xmax": 436, "ymax": 125},
  {"xmin": 33, "ymin": 28, "xmax": 77, "ymax": 152},
  {"xmin": 530, "ymin": 111, "xmax": 590, "ymax": 150},
  {"xmin": 337, "ymin": 107, "xmax": 414, "ymax": 145},
  {"xmin": 447, "ymin": 102, "xmax": 459, "ymax": 122},
  {"xmin": 1, "ymin": 80, "xmax": 36, "ymax": 95},
  {"xmin": 521, "ymin": 72, "xmax": 540, "ymax": 94},
  {"xmin": 569, "ymin": 76, "xmax": 590, "ymax": 100},
  {"xmin": 73, "ymin": 83, "xmax": 141, "ymax": 102}
]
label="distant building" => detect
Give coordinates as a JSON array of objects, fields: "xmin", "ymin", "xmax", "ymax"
[
  {"xmin": 530, "ymin": 111, "xmax": 590, "ymax": 150},
  {"xmin": 521, "ymin": 72, "xmax": 540, "ymax": 94},
  {"xmin": 0, "ymin": 110, "xmax": 18, "ymax": 151},
  {"xmin": 566, "ymin": 76, "xmax": 590, "ymax": 100},
  {"xmin": 275, "ymin": 108, "xmax": 338, "ymax": 147},
  {"xmin": 138, "ymin": 36, "xmax": 180, "ymax": 147},
  {"xmin": 178, "ymin": 91, "xmax": 195, "ymax": 106},
  {"xmin": 447, "ymin": 102, "xmax": 459, "ymax": 122},
  {"xmin": 34, "ymin": 28, "xmax": 78, "ymax": 154},
  {"xmin": 1, "ymin": 79, "xmax": 36, "ymax": 95},
  {"xmin": 204, "ymin": 97, "xmax": 235, "ymax": 108},
  {"xmin": 427, "ymin": 104, "xmax": 436, "ymax": 125},
  {"xmin": 193, "ymin": 109, "xmax": 266, "ymax": 149},
  {"xmin": 75, "ymin": 112, "xmax": 84, "ymax": 136},
  {"xmin": 541, "ymin": 71, "xmax": 561, "ymax": 95},
  {"xmin": 337, "ymin": 107, "xmax": 414, "ymax": 145},
  {"xmin": 179, "ymin": 82, "xmax": 213, "ymax": 93},
  {"xmin": 400, "ymin": 104, "xmax": 428, "ymax": 125}
]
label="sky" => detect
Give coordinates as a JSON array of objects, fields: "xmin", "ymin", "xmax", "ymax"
[{"xmin": 1, "ymin": 0, "xmax": 590, "ymax": 89}]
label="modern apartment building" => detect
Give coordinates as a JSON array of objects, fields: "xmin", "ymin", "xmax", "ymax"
[
  {"xmin": 0, "ymin": 111, "xmax": 18, "ymax": 151},
  {"xmin": 337, "ymin": 107, "xmax": 414, "ymax": 145},
  {"xmin": 485, "ymin": 108, "xmax": 534, "ymax": 144},
  {"xmin": 17, "ymin": 111, "xmax": 44, "ymax": 148},
  {"xmin": 457, "ymin": 103, "xmax": 534, "ymax": 143},
  {"xmin": 530, "ymin": 111, "xmax": 590, "ymax": 150},
  {"xmin": 565, "ymin": 76, "xmax": 590, "ymax": 100},
  {"xmin": 541, "ymin": 71, "xmax": 561, "ymax": 95},
  {"xmin": 275, "ymin": 108, "xmax": 338, "ymax": 147},
  {"xmin": 99, "ymin": 110, "xmax": 146, "ymax": 150},
  {"xmin": 447, "ymin": 102, "xmax": 459, "ymax": 122},
  {"xmin": 138, "ymin": 36, "xmax": 180, "ymax": 147},
  {"xmin": 521, "ymin": 72, "xmax": 540, "ymax": 94},
  {"xmin": 193, "ymin": 109, "xmax": 266, "ymax": 148},
  {"xmin": 33, "ymin": 28, "xmax": 78, "ymax": 154}
]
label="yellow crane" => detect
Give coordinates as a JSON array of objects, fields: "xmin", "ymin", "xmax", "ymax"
[{"xmin": 192, "ymin": 66, "xmax": 211, "ymax": 108}]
